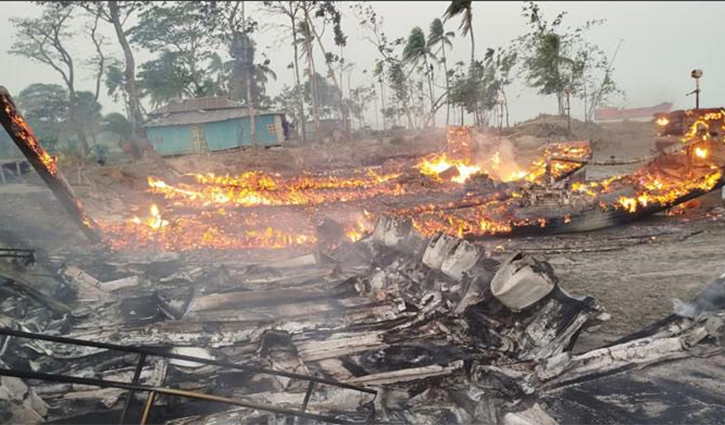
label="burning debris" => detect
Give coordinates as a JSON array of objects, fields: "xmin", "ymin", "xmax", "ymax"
[
  {"xmin": 0, "ymin": 218, "xmax": 607, "ymax": 423},
  {"xmin": 2, "ymin": 82, "xmax": 725, "ymax": 423},
  {"xmin": 0, "ymin": 87, "xmax": 103, "ymax": 245},
  {"xmin": 83, "ymin": 108, "xmax": 722, "ymax": 252},
  {"xmin": 2, "ymin": 216, "xmax": 725, "ymax": 424},
  {"xmin": 95, "ymin": 125, "xmax": 593, "ymax": 251}
]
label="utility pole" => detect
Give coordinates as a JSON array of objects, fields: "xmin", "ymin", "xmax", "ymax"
[
  {"xmin": 565, "ymin": 87, "xmax": 572, "ymax": 135},
  {"xmin": 688, "ymin": 69, "xmax": 703, "ymax": 110}
]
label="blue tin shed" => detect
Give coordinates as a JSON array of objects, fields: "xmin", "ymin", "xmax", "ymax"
[{"xmin": 145, "ymin": 97, "xmax": 286, "ymax": 156}]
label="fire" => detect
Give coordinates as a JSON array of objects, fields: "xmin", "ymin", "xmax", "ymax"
[
  {"xmin": 417, "ymin": 140, "xmax": 590, "ymax": 185},
  {"xmin": 102, "ymin": 212, "xmax": 316, "ymax": 251},
  {"xmin": 656, "ymin": 117, "xmax": 669, "ymax": 126},
  {"xmin": 417, "ymin": 153, "xmax": 482, "ymax": 184},
  {"xmin": 96, "ymin": 116, "xmax": 724, "ymax": 252},
  {"xmin": 345, "ymin": 213, "xmax": 373, "ymax": 242},
  {"xmin": 147, "ymin": 169, "xmax": 405, "ymax": 208},
  {"xmin": 3, "ymin": 104, "xmax": 58, "ymax": 176},
  {"xmin": 130, "ymin": 204, "xmax": 169, "ymax": 230},
  {"xmin": 491, "ymin": 151, "xmax": 501, "ymax": 168},
  {"xmin": 613, "ymin": 169, "xmax": 722, "ymax": 214}
]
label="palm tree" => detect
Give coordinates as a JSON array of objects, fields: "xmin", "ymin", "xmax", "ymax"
[
  {"xmin": 428, "ymin": 18, "xmax": 455, "ymax": 125},
  {"xmin": 295, "ymin": 20, "xmax": 321, "ymax": 142},
  {"xmin": 254, "ymin": 63, "xmax": 277, "ymax": 94},
  {"xmin": 207, "ymin": 53, "xmax": 227, "ymax": 96},
  {"xmin": 444, "ymin": 1, "xmax": 475, "ymax": 65},
  {"xmin": 403, "ymin": 26, "xmax": 437, "ymax": 127}
]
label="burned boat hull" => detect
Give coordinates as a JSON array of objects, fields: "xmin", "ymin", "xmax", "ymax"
[{"xmin": 506, "ymin": 180, "xmax": 725, "ymax": 237}]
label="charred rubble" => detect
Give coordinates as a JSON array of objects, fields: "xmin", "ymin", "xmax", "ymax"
[{"xmin": 2, "ymin": 214, "xmax": 725, "ymax": 424}]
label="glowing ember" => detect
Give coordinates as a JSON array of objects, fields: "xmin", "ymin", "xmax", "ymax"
[
  {"xmin": 417, "ymin": 153, "xmax": 482, "ymax": 183},
  {"xmin": 656, "ymin": 117, "xmax": 669, "ymax": 126},
  {"xmin": 344, "ymin": 212, "xmax": 374, "ymax": 242},
  {"xmin": 96, "ymin": 113, "xmax": 723, "ymax": 252}
]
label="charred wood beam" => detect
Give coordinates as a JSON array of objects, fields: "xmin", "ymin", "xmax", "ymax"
[
  {"xmin": 507, "ymin": 180, "xmax": 725, "ymax": 238},
  {"xmin": 0, "ymin": 87, "xmax": 103, "ymax": 244},
  {"xmin": 0, "ymin": 368, "xmax": 358, "ymax": 425},
  {"xmin": 0, "ymin": 274, "xmax": 71, "ymax": 316},
  {"xmin": 0, "ymin": 327, "xmax": 376, "ymax": 395}
]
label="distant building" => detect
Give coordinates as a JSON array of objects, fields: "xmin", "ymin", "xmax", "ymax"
[
  {"xmin": 304, "ymin": 118, "xmax": 342, "ymax": 141},
  {"xmin": 594, "ymin": 102, "xmax": 673, "ymax": 122},
  {"xmin": 145, "ymin": 97, "xmax": 286, "ymax": 156}
]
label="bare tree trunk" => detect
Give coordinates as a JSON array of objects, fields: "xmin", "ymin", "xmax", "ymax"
[
  {"xmin": 305, "ymin": 12, "xmax": 348, "ymax": 138},
  {"xmin": 469, "ymin": 20, "xmax": 476, "ymax": 65},
  {"xmin": 291, "ymin": 12, "xmax": 306, "ymax": 143},
  {"xmin": 59, "ymin": 45, "xmax": 91, "ymax": 157},
  {"xmin": 90, "ymin": 14, "xmax": 105, "ymax": 103},
  {"xmin": 109, "ymin": 0, "xmax": 145, "ymax": 159},
  {"xmin": 372, "ymin": 85, "xmax": 379, "ymax": 131},
  {"xmin": 246, "ymin": 70, "xmax": 256, "ymax": 144},
  {"xmin": 502, "ymin": 88, "xmax": 510, "ymax": 128},
  {"xmin": 403, "ymin": 98, "xmax": 414, "ymax": 130},
  {"xmin": 379, "ymin": 79, "xmax": 386, "ymax": 132},
  {"xmin": 307, "ymin": 46, "xmax": 322, "ymax": 142},
  {"xmin": 442, "ymin": 42, "xmax": 451, "ymax": 126},
  {"xmin": 240, "ymin": 2, "xmax": 256, "ymax": 145},
  {"xmin": 423, "ymin": 54, "xmax": 436, "ymax": 128},
  {"xmin": 67, "ymin": 91, "xmax": 90, "ymax": 156}
]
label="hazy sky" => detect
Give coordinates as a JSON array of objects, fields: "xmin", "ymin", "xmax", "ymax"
[{"xmin": 1, "ymin": 1, "xmax": 723, "ymax": 125}]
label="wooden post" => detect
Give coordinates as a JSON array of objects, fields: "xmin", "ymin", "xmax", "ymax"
[{"xmin": 0, "ymin": 87, "xmax": 103, "ymax": 244}]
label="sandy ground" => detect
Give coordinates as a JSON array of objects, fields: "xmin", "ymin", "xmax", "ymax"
[{"xmin": 541, "ymin": 215, "xmax": 725, "ymax": 336}]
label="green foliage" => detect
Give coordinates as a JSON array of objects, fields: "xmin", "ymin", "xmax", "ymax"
[
  {"xmin": 15, "ymin": 83, "xmax": 101, "ymax": 153},
  {"xmin": 101, "ymin": 112, "xmax": 133, "ymax": 141},
  {"xmin": 516, "ymin": 1, "xmax": 618, "ymax": 116},
  {"xmin": 274, "ymin": 85, "xmax": 305, "ymax": 125},
  {"xmin": 427, "ymin": 19, "xmax": 454, "ymax": 52},
  {"xmin": 130, "ymin": 1, "xmax": 218, "ymax": 101},
  {"xmin": 315, "ymin": 1, "xmax": 347, "ymax": 48},
  {"xmin": 386, "ymin": 60, "xmax": 409, "ymax": 110},
  {"xmin": 446, "ymin": 49, "xmax": 513, "ymax": 127},
  {"xmin": 443, "ymin": 1, "xmax": 473, "ymax": 37},
  {"xmin": 137, "ymin": 50, "xmax": 195, "ymax": 108},
  {"xmin": 348, "ymin": 85, "xmax": 376, "ymax": 126},
  {"xmin": 16, "ymin": 83, "xmax": 70, "ymax": 148},
  {"xmin": 403, "ymin": 27, "xmax": 430, "ymax": 65},
  {"xmin": 74, "ymin": 91, "xmax": 103, "ymax": 136},
  {"xmin": 303, "ymin": 73, "xmax": 341, "ymax": 119},
  {"xmin": 227, "ymin": 32, "xmax": 277, "ymax": 107},
  {"xmin": 105, "ymin": 62, "xmax": 126, "ymax": 102}
]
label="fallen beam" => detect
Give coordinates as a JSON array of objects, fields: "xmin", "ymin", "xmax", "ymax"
[{"xmin": 0, "ymin": 87, "xmax": 103, "ymax": 244}]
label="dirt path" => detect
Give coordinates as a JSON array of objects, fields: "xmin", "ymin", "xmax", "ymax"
[{"xmin": 545, "ymin": 216, "xmax": 725, "ymax": 337}]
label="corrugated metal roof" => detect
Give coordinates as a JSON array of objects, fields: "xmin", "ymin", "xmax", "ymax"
[
  {"xmin": 148, "ymin": 97, "xmax": 244, "ymax": 116},
  {"xmin": 145, "ymin": 96, "xmax": 285, "ymax": 128},
  {"xmin": 145, "ymin": 108, "xmax": 283, "ymax": 128}
]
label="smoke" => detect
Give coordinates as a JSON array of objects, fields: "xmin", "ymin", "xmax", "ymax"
[
  {"xmin": 470, "ymin": 131, "xmax": 526, "ymax": 181},
  {"xmin": 671, "ymin": 297, "xmax": 698, "ymax": 318},
  {"xmin": 672, "ymin": 272, "xmax": 725, "ymax": 318}
]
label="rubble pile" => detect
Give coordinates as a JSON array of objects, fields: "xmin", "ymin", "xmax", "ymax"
[
  {"xmin": 2, "ymin": 89, "xmax": 725, "ymax": 423},
  {"xmin": 3, "ymin": 214, "xmax": 724, "ymax": 424}
]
